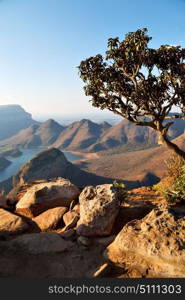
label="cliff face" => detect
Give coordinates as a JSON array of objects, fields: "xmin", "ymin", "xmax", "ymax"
[{"xmin": 0, "ymin": 105, "xmax": 38, "ymax": 141}]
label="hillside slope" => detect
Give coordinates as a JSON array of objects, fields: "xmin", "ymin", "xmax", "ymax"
[
  {"xmin": 76, "ymin": 133, "xmax": 185, "ymax": 186},
  {"xmin": 1, "ymin": 148, "xmax": 138, "ymax": 195},
  {"xmin": 52, "ymin": 119, "xmax": 110, "ymax": 150},
  {"xmin": 1, "ymin": 113, "xmax": 184, "ymax": 153},
  {"xmin": 0, "ymin": 119, "xmax": 65, "ymax": 148}
]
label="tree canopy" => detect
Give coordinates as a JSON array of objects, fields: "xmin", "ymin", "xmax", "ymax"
[{"xmin": 78, "ymin": 28, "xmax": 185, "ymax": 159}]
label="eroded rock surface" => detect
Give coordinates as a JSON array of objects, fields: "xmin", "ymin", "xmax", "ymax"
[
  {"xmin": 16, "ymin": 178, "xmax": 80, "ymax": 217},
  {"xmin": 0, "ymin": 208, "xmax": 29, "ymax": 235},
  {"xmin": 0, "ymin": 191, "xmax": 9, "ymax": 209},
  {"xmin": 8, "ymin": 232, "xmax": 73, "ymax": 254},
  {"xmin": 32, "ymin": 207, "xmax": 68, "ymax": 231},
  {"xmin": 77, "ymin": 184, "xmax": 120, "ymax": 236},
  {"xmin": 105, "ymin": 206, "xmax": 185, "ymax": 277}
]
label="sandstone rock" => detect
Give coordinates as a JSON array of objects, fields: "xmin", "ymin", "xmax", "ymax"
[
  {"xmin": 16, "ymin": 178, "xmax": 80, "ymax": 217},
  {"xmin": 0, "ymin": 208, "xmax": 29, "ymax": 235},
  {"xmin": 93, "ymin": 235, "xmax": 116, "ymax": 247},
  {"xmin": 59, "ymin": 229, "xmax": 76, "ymax": 240},
  {"xmin": 32, "ymin": 207, "xmax": 68, "ymax": 231},
  {"xmin": 73, "ymin": 204, "xmax": 80, "ymax": 213},
  {"xmin": 113, "ymin": 205, "xmax": 153, "ymax": 235},
  {"xmin": 60, "ymin": 215, "xmax": 79, "ymax": 232},
  {"xmin": 105, "ymin": 206, "xmax": 185, "ymax": 278},
  {"xmin": 77, "ymin": 236, "xmax": 92, "ymax": 246},
  {"xmin": 63, "ymin": 209, "xmax": 79, "ymax": 226},
  {"xmin": 77, "ymin": 184, "xmax": 120, "ymax": 237},
  {"xmin": 0, "ymin": 191, "xmax": 9, "ymax": 209},
  {"xmin": 9, "ymin": 232, "xmax": 73, "ymax": 254}
]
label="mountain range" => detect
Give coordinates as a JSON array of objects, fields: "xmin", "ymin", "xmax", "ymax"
[
  {"xmin": 0, "ymin": 104, "xmax": 185, "ymax": 191},
  {"xmin": 1, "ymin": 108, "xmax": 185, "ymax": 153}
]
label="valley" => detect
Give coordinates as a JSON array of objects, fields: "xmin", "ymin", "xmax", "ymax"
[{"xmin": 0, "ymin": 105, "xmax": 185, "ymax": 190}]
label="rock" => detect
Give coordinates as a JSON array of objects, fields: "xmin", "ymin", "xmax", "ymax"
[
  {"xmin": 73, "ymin": 204, "xmax": 80, "ymax": 213},
  {"xmin": 60, "ymin": 215, "xmax": 79, "ymax": 232},
  {"xmin": 63, "ymin": 209, "xmax": 79, "ymax": 226},
  {"xmin": 9, "ymin": 232, "xmax": 73, "ymax": 254},
  {"xmin": 59, "ymin": 229, "xmax": 76, "ymax": 240},
  {"xmin": 76, "ymin": 184, "xmax": 120, "ymax": 237},
  {"xmin": 93, "ymin": 235, "xmax": 116, "ymax": 247},
  {"xmin": 32, "ymin": 207, "xmax": 68, "ymax": 231},
  {"xmin": 0, "ymin": 208, "xmax": 29, "ymax": 235},
  {"xmin": 0, "ymin": 191, "xmax": 9, "ymax": 209},
  {"xmin": 105, "ymin": 206, "xmax": 185, "ymax": 278},
  {"xmin": 113, "ymin": 205, "xmax": 153, "ymax": 235},
  {"xmin": 77, "ymin": 236, "xmax": 92, "ymax": 246},
  {"xmin": 16, "ymin": 178, "xmax": 80, "ymax": 217}
]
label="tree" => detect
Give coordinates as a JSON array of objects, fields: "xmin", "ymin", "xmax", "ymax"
[{"xmin": 78, "ymin": 28, "xmax": 185, "ymax": 159}]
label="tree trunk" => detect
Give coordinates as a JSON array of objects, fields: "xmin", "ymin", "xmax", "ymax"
[{"xmin": 158, "ymin": 132, "xmax": 185, "ymax": 160}]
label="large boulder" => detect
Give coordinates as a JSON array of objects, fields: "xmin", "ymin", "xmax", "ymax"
[
  {"xmin": 0, "ymin": 208, "xmax": 29, "ymax": 235},
  {"xmin": 105, "ymin": 206, "xmax": 185, "ymax": 277},
  {"xmin": 16, "ymin": 178, "xmax": 80, "ymax": 217},
  {"xmin": 8, "ymin": 232, "xmax": 73, "ymax": 254},
  {"xmin": 32, "ymin": 207, "xmax": 68, "ymax": 231},
  {"xmin": 76, "ymin": 184, "xmax": 120, "ymax": 237}
]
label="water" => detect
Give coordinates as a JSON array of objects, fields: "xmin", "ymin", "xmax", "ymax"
[{"xmin": 0, "ymin": 148, "xmax": 81, "ymax": 183}]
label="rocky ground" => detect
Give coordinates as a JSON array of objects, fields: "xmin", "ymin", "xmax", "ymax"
[{"xmin": 0, "ymin": 179, "xmax": 184, "ymax": 278}]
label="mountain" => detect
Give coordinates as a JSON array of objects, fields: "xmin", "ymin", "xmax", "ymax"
[
  {"xmin": 0, "ymin": 105, "xmax": 38, "ymax": 141},
  {"xmin": 87, "ymin": 119, "xmax": 156, "ymax": 151},
  {"xmin": 87, "ymin": 118, "xmax": 185, "ymax": 152},
  {"xmin": 0, "ymin": 119, "xmax": 65, "ymax": 148},
  {"xmin": 8, "ymin": 148, "xmax": 134, "ymax": 196},
  {"xmin": 51, "ymin": 117, "xmax": 185, "ymax": 152},
  {"xmin": 52, "ymin": 119, "xmax": 110, "ymax": 150},
  {"xmin": 1, "ymin": 111, "xmax": 184, "ymax": 153}
]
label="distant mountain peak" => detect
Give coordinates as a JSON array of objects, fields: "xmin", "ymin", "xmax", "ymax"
[
  {"xmin": 44, "ymin": 119, "xmax": 58, "ymax": 124},
  {"xmin": 79, "ymin": 118, "xmax": 91, "ymax": 124},
  {"xmin": 40, "ymin": 119, "xmax": 64, "ymax": 128}
]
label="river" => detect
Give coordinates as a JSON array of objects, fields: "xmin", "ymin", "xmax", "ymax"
[{"xmin": 0, "ymin": 148, "xmax": 81, "ymax": 183}]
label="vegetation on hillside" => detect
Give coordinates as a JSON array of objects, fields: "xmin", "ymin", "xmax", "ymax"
[{"xmin": 153, "ymin": 154, "xmax": 185, "ymax": 203}]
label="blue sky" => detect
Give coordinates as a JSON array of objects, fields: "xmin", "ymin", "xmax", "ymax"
[{"xmin": 0, "ymin": 0, "xmax": 184, "ymax": 120}]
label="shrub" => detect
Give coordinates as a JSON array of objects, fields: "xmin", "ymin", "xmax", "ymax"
[
  {"xmin": 112, "ymin": 180, "xmax": 127, "ymax": 200},
  {"xmin": 165, "ymin": 154, "xmax": 185, "ymax": 179},
  {"xmin": 169, "ymin": 165, "xmax": 185, "ymax": 202},
  {"xmin": 153, "ymin": 155, "xmax": 185, "ymax": 203}
]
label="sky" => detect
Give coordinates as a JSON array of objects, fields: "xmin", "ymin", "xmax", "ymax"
[{"xmin": 0, "ymin": 0, "xmax": 184, "ymax": 121}]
